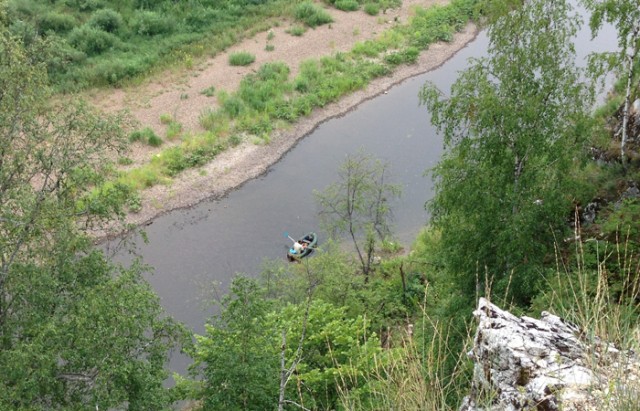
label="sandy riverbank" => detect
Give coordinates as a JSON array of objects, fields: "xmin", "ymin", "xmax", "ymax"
[{"xmin": 92, "ymin": 3, "xmax": 479, "ymax": 239}]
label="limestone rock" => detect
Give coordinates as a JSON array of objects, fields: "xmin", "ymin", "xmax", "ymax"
[{"xmin": 459, "ymin": 298, "xmax": 640, "ymax": 411}]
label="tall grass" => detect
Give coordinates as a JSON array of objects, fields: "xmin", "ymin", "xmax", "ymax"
[
  {"xmin": 7, "ymin": 0, "xmax": 305, "ymax": 91},
  {"xmin": 532, "ymin": 222, "xmax": 640, "ymax": 409},
  {"xmin": 337, "ymin": 287, "xmax": 474, "ymax": 410}
]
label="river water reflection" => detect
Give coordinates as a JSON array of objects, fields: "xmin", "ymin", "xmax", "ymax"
[{"xmin": 108, "ymin": 4, "xmax": 616, "ymax": 375}]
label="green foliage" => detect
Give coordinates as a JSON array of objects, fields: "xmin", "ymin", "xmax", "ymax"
[
  {"xmin": 159, "ymin": 113, "xmax": 173, "ymax": 124},
  {"xmin": 37, "ymin": 11, "xmax": 77, "ymax": 33},
  {"xmin": 335, "ymin": 0, "xmax": 360, "ymax": 12},
  {"xmin": 187, "ymin": 277, "xmax": 279, "ymax": 411},
  {"xmin": 129, "ymin": 127, "xmax": 162, "ymax": 146},
  {"xmin": 316, "ymin": 151, "xmax": 401, "ymax": 278},
  {"xmin": 228, "ymin": 51, "xmax": 256, "ymax": 66},
  {"xmin": 87, "ymin": 8, "xmax": 123, "ymax": 33},
  {"xmin": 421, "ymin": 0, "xmax": 593, "ymax": 306},
  {"xmin": 6, "ymin": 0, "xmax": 294, "ymax": 91},
  {"xmin": 269, "ymin": 300, "xmax": 384, "ymax": 410},
  {"xmin": 165, "ymin": 121, "xmax": 183, "ymax": 140},
  {"xmin": 87, "ymin": 0, "xmax": 480, "ymax": 200},
  {"xmin": 68, "ymin": 25, "xmax": 119, "ymax": 55},
  {"xmin": 199, "ymin": 85, "xmax": 216, "ymax": 97},
  {"xmin": 0, "ymin": 29, "xmax": 184, "ymax": 409},
  {"xmin": 130, "ymin": 10, "xmax": 173, "ymax": 36},
  {"xmin": 384, "ymin": 46, "xmax": 419, "ymax": 66},
  {"xmin": 286, "ymin": 25, "xmax": 306, "ymax": 36},
  {"xmin": 363, "ymin": 3, "xmax": 380, "ymax": 15},
  {"xmin": 601, "ymin": 199, "xmax": 640, "ymax": 242},
  {"xmin": 295, "ymin": 1, "xmax": 334, "ymax": 28}
]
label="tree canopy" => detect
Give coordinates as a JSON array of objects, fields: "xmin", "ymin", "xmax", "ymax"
[
  {"xmin": 0, "ymin": 25, "xmax": 184, "ymax": 410},
  {"xmin": 420, "ymin": 0, "xmax": 594, "ymax": 305}
]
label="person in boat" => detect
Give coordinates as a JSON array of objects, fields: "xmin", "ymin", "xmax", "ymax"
[{"xmin": 293, "ymin": 241, "xmax": 303, "ymax": 253}]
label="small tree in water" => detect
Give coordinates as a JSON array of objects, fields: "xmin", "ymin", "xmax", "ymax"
[{"xmin": 315, "ymin": 150, "xmax": 401, "ymax": 281}]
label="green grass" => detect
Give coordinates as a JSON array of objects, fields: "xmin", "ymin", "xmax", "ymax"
[
  {"xmin": 335, "ymin": 0, "xmax": 359, "ymax": 12},
  {"xmin": 294, "ymin": 1, "xmax": 333, "ymax": 28},
  {"xmin": 363, "ymin": 3, "xmax": 381, "ymax": 15},
  {"xmin": 165, "ymin": 121, "xmax": 183, "ymax": 140},
  {"xmin": 129, "ymin": 127, "xmax": 163, "ymax": 147},
  {"xmin": 8, "ymin": 0, "xmax": 304, "ymax": 92},
  {"xmin": 98, "ymin": 0, "xmax": 479, "ymax": 211},
  {"xmin": 159, "ymin": 113, "xmax": 173, "ymax": 124},
  {"xmin": 286, "ymin": 25, "xmax": 307, "ymax": 36},
  {"xmin": 229, "ymin": 51, "xmax": 256, "ymax": 66},
  {"xmin": 200, "ymin": 86, "xmax": 216, "ymax": 97}
]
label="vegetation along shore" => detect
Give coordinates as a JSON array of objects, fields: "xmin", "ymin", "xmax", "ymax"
[{"xmin": 2, "ymin": 0, "xmax": 639, "ymax": 409}]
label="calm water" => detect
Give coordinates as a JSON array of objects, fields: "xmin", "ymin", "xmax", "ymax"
[{"xmin": 107, "ymin": 3, "xmax": 616, "ymax": 375}]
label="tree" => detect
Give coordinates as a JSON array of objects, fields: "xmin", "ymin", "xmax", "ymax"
[
  {"xmin": 420, "ymin": 0, "xmax": 593, "ymax": 305},
  {"xmin": 315, "ymin": 151, "xmax": 401, "ymax": 280},
  {"xmin": 582, "ymin": 0, "xmax": 640, "ymax": 167},
  {"xmin": 0, "ymin": 26, "xmax": 185, "ymax": 410},
  {"xmin": 187, "ymin": 277, "xmax": 279, "ymax": 411}
]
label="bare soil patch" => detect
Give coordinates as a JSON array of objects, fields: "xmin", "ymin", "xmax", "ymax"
[{"xmin": 88, "ymin": 1, "xmax": 478, "ymax": 238}]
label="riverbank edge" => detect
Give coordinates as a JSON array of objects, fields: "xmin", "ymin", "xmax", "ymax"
[{"xmin": 97, "ymin": 24, "xmax": 479, "ymax": 242}]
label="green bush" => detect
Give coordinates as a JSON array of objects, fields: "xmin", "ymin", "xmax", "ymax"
[
  {"xmin": 335, "ymin": 0, "xmax": 359, "ymax": 12},
  {"xmin": 363, "ymin": 3, "xmax": 380, "ymax": 15},
  {"xmin": 68, "ymin": 25, "xmax": 118, "ymax": 55},
  {"xmin": 131, "ymin": 10, "xmax": 173, "ymax": 36},
  {"xmin": 159, "ymin": 113, "xmax": 173, "ymax": 124},
  {"xmin": 295, "ymin": 1, "xmax": 333, "ymax": 28},
  {"xmin": 384, "ymin": 46, "xmax": 420, "ymax": 66},
  {"xmin": 63, "ymin": 0, "xmax": 105, "ymax": 12},
  {"xmin": 147, "ymin": 133, "xmax": 163, "ymax": 147},
  {"xmin": 87, "ymin": 9, "xmax": 124, "ymax": 33},
  {"xmin": 228, "ymin": 51, "xmax": 256, "ymax": 66},
  {"xmin": 200, "ymin": 86, "xmax": 216, "ymax": 97},
  {"xmin": 38, "ymin": 12, "xmax": 77, "ymax": 33},
  {"xmin": 129, "ymin": 127, "xmax": 162, "ymax": 147},
  {"xmin": 286, "ymin": 25, "xmax": 306, "ymax": 36},
  {"xmin": 166, "ymin": 121, "xmax": 183, "ymax": 140},
  {"xmin": 222, "ymin": 96, "xmax": 246, "ymax": 118},
  {"xmin": 90, "ymin": 54, "xmax": 152, "ymax": 86}
]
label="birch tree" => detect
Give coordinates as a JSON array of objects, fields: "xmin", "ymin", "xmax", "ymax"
[
  {"xmin": 315, "ymin": 151, "xmax": 401, "ymax": 281},
  {"xmin": 583, "ymin": 0, "xmax": 640, "ymax": 167},
  {"xmin": 420, "ymin": 0, "xmax": 593, "ymax": 304}
]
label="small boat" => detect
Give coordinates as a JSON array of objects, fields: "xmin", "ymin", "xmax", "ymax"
[{"xmin": 287, "ymin": 232, "xmax": 318, "ymax": 261}]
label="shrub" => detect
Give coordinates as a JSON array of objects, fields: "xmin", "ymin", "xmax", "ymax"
[
  {"xmin": 222, "ymin": 96, "xmax": 245, "ymax": 118},
  {"xmin": 129, "ymin": 127, "xmax": 162, "ymax": 147},
  {"xmin": 68, "ymin": 25, "xmax": 118, "ymax": 55},
  {"xmin": 363, "ymin": 3, "xmax": 380, "ymax": 15},
  {"xmin": 200, "ymin": 86, "xmax": 216, "ymax": 97},
  {"xmin": 335, "ymin": 0, "xmax": 359, "ymax": 12},
  {"xmin": 147, "ymin": 133, "xmax": 163, "ymax": 147},
  {"xmin": 295, "ymin": 2, "xmax": 333, "ymax": 28},
  {"xmin": 286, "ymin": 25, "xmax": 306, "ymax": 36},
  {"xmin": 91, "ymin": 55, "xmax": 151, "ymax": 86},
  {"xmin": 228, "ymin": 134, "xmax": 242, "ymax": 146},
  {"xmin": 63, "ymin": 0, "xmax": 105, "ymax": 12},
  {"xmin": 38, "ymin": 12, "xmax": 77, "ymax": 33},
  {"xmin": 87, "ymin": 9, "xmax": 123, "ymax": 33},
  {"xmin": 130, "ymin": 10, "xmax": 173, "ymax": 36},
  {"xmin": 165, "ymin": 121, "xmax": 183, "ymax": 140},
  {"xmin": 159, "ymin": 113, "xmax": 173, "ymax": 124},
  {"xmin": 229, "ymin": 51, "xmax": 256, "ymax": 66}
]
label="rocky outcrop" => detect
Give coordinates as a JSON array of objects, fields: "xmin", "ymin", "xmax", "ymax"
[{"xmin": 460, "ymin": 298, "xmax": 640, "ymax": 411}]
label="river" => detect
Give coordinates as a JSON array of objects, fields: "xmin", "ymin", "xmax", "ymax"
[{"xmin": 107, "ymin": 2, "xmax": 617, "ymax": 376}]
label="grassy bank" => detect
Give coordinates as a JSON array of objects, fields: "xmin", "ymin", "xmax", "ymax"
[{"xmin": 86, "ymin": 0, "xmax": 479, "ymax": 214}]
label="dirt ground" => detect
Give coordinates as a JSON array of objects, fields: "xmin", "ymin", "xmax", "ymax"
[{"xmin": 88, "ymin": 0, "xmax": 478, "ymax": 238}]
